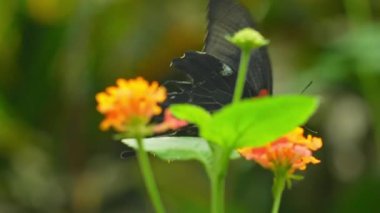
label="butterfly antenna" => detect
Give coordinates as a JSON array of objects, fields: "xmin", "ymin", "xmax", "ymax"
[
  {"xmin": 300, "ymin": 81, "xmax": 313, "ymax": 94},
  {"xmin": 303, "ymin": 126, "xmax": 319, "ymax": 134},
  {"xmin": 300, "ymin": 81, "xmax": 318, "ymax": 134}
]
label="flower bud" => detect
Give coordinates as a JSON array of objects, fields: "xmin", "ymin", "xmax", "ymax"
[{"xmin": 226, "ymin": 27, "xmax": 269, "ymax": 51}]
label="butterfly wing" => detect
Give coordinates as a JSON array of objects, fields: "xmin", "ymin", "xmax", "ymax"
[
  {"xmin": 167, "ymin": 51, "xmax": 234, "ymax": 110},
  {"xmin": 205, "ymin": 0, "xmax": 272, "ymax": 96},
  {"xmin": 168, "ymin": 0, "xmax": 272, "ymax": 111}
]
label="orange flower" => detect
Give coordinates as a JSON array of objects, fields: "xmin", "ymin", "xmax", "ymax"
[
  {"xmin": 96, "ymin": 77, "xmax": 166, "ymax": 132},
  {"xmin": 239, "ymin": 127, "xmax": 322, "ymax": 174}
]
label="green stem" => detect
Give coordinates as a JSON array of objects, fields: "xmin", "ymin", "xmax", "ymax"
[
  {"xmin": 271, "ymin": 169, "xmax": 287, "ymax": 213},
  {"xmin": 233, "ymin": 48, "xmax": 251, "ymax": 103},
  {"xmin": 210, "ymin": 148, "xmax": 232, "ymax": 213},
  {"xmin": 136, "ymin": 137, "xmax": 166, "ymax": 213},
  {"xmin": 211, "ymin": 172, "xmax": 225, "ymax": 213},
  {"xmin": 258, "ymin": 0, "xmax": 274, "ymax": 21}
]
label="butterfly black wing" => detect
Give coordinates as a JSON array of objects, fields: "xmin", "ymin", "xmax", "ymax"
[
  {"xmin": 205, "ymin": 0, "xmax": 272, "ymax": 96},
  {"xmin": 168, "ymin": 0, "xmax": 272, "ymax": 110},
  {"xmin": 167, "ymin": 51, "xmax": 234, "ymax": 110}
]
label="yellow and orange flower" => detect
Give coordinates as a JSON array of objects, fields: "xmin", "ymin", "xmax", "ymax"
[
  {"xmin": 239, "ymin": 127, "xmax": 322, "ymax": 174},
  {"xmin": 96, "ymin": 77, "xmax": 166, "ymax": 132}
]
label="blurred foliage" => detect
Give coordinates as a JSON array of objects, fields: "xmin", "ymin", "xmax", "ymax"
[{"xmin": 0, "ymin": 0, "xmax": 380, "ymax": 212}]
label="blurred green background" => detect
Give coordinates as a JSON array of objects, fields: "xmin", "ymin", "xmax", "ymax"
[{"xmin": 1, "ymin": 0, "xmax": 380, "ymax": 212}]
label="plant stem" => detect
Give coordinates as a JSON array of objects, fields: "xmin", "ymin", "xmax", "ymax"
[
  {"xmin": 210, "ymin": 148, "xmax": 231, "ymax": 213},
  {"xmin": 211, "ymin": 172, "xmax": 226, "ymax": 213},
  {"xmin": 258, "ymin": 0, "xmax": 274, "ymax": 21},
  {"xmin": 136, "ymin": 137, "xmax": 165, "ymax": 213},
  {"xmin": 271, "ymin": 169, "xmax": 287, "ymax": 213},
  {"xmin": 233, "ymin": 48, "xmax": 251, "ymax": 103}
]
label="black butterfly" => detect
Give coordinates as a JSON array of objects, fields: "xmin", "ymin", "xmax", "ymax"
[
  {"xmin": 122, "ymin": 0, "xmax": 273, "ymax": 158},
  {"xmin": 165, "ymin": 0, "xmax": 272, "ymax": 111}
]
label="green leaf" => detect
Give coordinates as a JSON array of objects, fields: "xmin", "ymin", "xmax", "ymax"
[
  {"xmin": 200, "ymin": 95, "xmax": 319, "ymax": 148},
  {"xmin": 122, "ymin": 137, "xmax": 211, "ymax": 165},
  {"xmin": 122, "ymin": 137, "xmax": 240, "ymax": 171},
  {"xmin": 170, "ymin": 104, "xmax": 211, "ymax": 128}
]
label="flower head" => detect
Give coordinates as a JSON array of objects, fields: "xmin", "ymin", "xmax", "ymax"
[
  {"xmin": 226, "ymin": 28, "xmax": 269, "ymax": 51},
  {"xmin": 239, "ymin": 127, "xmax": 322, "ymax": 174},
  {"xmin": 96, "ymin": 77, "xmax": 166, "ymax": 132}
]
